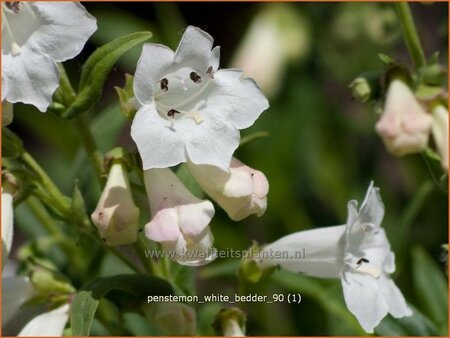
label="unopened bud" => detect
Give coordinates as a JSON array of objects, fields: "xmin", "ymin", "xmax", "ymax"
[
  {"xmin": 375, "ymin": 79, "xmax": 432, "ymax": 156},
  {"xmin": 2, "ymin": 101, "xmax": 13, "ymax": 126},
  {"xmin": 349, "ymin": 71, "xmax": 382, "ymax": 103},
  {"xmin": 142, "ymin": 302, "xmax": 196, "ymax": 336},
  {"xmin": 115, "ymin": 74, "xmax": 138, "ymax": 119},
  {"xmin": 91, "ymin": 162, "xmax": 139, "ymax": 246}
]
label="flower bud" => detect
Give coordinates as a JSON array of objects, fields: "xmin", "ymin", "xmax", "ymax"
[
  {"xmin": 213, "ymin": 308, "xmax": 246, "ymax": 337},
  {"xmin": 91, "ymin": 162, "xmax": 139, "ymax": 246},
  {"xmin": 349, "ymin": 71, "xmax": 382, "ymax": 103},
  {"xmin": 231, "ymin": 4, "xmax": 309, "ymax": 97},
  {"xmin": 2, "ymin": 101, "xmax": 13, "ymax": 126},
  {"xmin": 144, "ymin": 168, "xmax": 216, "ymax": 266},
  {"xmin": 142, "ymin": 302, "xmax": 196, "ymax": 336},
  {"xmin": 375, "ymin": 79, "xmax": 432, "ymax": 156},
  {"xmin": 431, "ymin": 105, "xmax": 448, "ymax": 169},
  {"xmin": 114, "ymin": 74, "xmax": 139, "ymax": 119},
  {"xmin": 187, "ymin": 158, "xmax": 269, "ymax": 221}
]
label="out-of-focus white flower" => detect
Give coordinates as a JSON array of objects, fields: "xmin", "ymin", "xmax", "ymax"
[
  {"xmin": 2, "ymin": 101, "xmax": 13, "ymax": 126},
  {"xmin": 131, "ymin": 26, "xmax": 269, "ymax": 171},
  {"xmin": 375, "ymin": 79, "xmax": 432, "ymax": 156},
  {"xmin": 431, "ymin": 105, "xmax": 448, "ymax": 170},
  {"xmin": 259, "ymin": 182, "xmax": 412, "ymax": 333},
  {"xmin": 18, "ymin": 304, "xmax": 70, "ymax": 337},
  {"xmin": 91, "ymin": 162, "xmax": 140, "ymax": 246},
  {"xmin": 144, "ymin": 168, "xmax": 216, "ymax": 266},
  {"xmin": 142, "ymin": 302, "xmax": 196, "ymax": 336},
  {"xmin": 231, "ymin": 4, "xmax": 310, "ymax": 97},
  {"xmin": 187, "ymin": 158, "xmax": 269, "ymax": 221},
  {"xmin": 2, "ymin": 189, "xmax": 14, "ymax": 266},
  {"xmin": 1, "ymin": 2, "xmax": 97, "ymax": 111}
]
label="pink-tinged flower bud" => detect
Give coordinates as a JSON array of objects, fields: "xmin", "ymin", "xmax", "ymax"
[
  {"xmin": 187, "ymin": 158, "xmax": 269, "ymax": 221},
  {"xmin": 144, "ymin": 168, "xmax": 216, "ymax": 266},
  {"xmin": 431, "ymin": 105, "xmax": 449, "ymax": 170},
  {"xmin": 375, "ymin": 79, "xmax": 432, "ymax": 156},
  {"xmin": 142, "ymin": 302, "xmax": 196, "ymax": 336},
  {"xmin": 91, "ymin": 162, "xmax": 139, "ymax": 246}
]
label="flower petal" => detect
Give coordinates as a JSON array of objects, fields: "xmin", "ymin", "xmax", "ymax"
[
  {"xmin": 178, "ymin": 200, "xmax": 215, "ymax": 237},
  {"xmin": 182, "ymin": 114, "xmax": 239, "ymax": 171},
  {"xmin": 382, "ymin": 276, "xmax": 413, "ymax": 318},
  {"xmin": 358, "ymin": 181, "xmax": 384, "ymax": 228},
  {"xmin": 31, "ymin": 2, "xmax": 97, "ymax": 62},
  {"xmin": 18, "ymin": 304, "xmax": 69, "ymax": 337},
  {"xmin": 174, "ymin": 26, "xmax": 214, "ymax": 74},
  {"xmin": 131, "ymin": 103, "xmax": 187, "ymax": 169},
  {"xmin": 133, "ymin": 44, "xmax": 175, "ymax": 105},
  {"xmin": 259, "ymin": 225, "xmax": 347, "ymax": 278},
  {"xmin": 2, "ymin": 277, "xmax": 34, "ymax": 325},
  {"xmin": 341, "ymin": 272, "xmax": 389, "ymax": 333},
  {"xmin": 206, "ymin": 69, "xmax": 269, "ymax": 129},
  {"xmin": 145, "ymin": 208, "xmax": 180, "ymax": 243},
  {"xmin": 2, "ymin": 190, "xmax": 14, "ymax": 259},
  {"xmin": 2, "ymin": 48, "xmax": 59, "ymax": 112}
]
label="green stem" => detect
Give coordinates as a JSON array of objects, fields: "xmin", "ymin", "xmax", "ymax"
[
  {"xmin": 395, "ymin": 2, "xmax": 427, "ymax": 70},
  {"xmin": 21, "ymin": 151, "xmax": 71, "ymax": 216},
  {"xmin": 73, "ymin": 115, "xmax": 105, "ymax": 185}
]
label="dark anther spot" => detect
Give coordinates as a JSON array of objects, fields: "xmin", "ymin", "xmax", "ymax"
[
  {"xmin": 190, "ymin": 71, "xmax": 202, "ymax": 83},
  {"xmin": 5, "ymin": 2, "xmax": 20, "ymax": 13},
  {"xmin": 167, "ymin": 109, "xmax": 181, "ymax": 118},
  {"xmin": 206, "ymin": 66, "xmax": 214, "ymax": 79},
  {"xmin": 160, "ymin": 78, "xmax": 169, "ymax": 91}
]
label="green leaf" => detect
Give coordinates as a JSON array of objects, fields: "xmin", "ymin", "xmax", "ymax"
[
  {"xmin": 62, "ymin": 32, "xmax": 152, "ymax": 119},
  {"xmin": 375, "ymin": 304, "xmax": 438, "ymax": 336},
  {"xmin": 70, "ymin": 274, "xmax": 172, "ymax": 336},
  {"xmin": 2, "ymin": 127, "xmax": 24, "ymax": 159},
  {"xmin": 412, "ymin": 246, "xmax": 448, "ymax": 332}
]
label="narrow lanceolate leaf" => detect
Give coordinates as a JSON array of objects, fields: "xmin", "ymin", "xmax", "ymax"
[
  {"xmin": 62, "ymin": 32, "xmax": 152, "ymax": 119},
  {"xmin": 70, "ymin": 274, "xmax": 172, "ymax": 336},
  {"xmin": 412, "ymin": 246, "xmax": 448, "ymax": 333}
]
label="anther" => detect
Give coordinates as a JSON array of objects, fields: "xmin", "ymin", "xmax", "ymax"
[
  {"xmin": 206, "ymin": 66, "xmax": 214, "ymax": 79},
  {"xmin": 190, "ymin": 71, "xmax": 201, "ymax": 83},
  {"xmin": 5, "ymin": 2, "xmax": 20, "ymax": 13},
  {"xmin": 160, "ymin": 78, "xmax": 168, "ymax": 92},
  {"xmin": 167, "ymin": 109, "xmax": 181, "ymax": 118}
]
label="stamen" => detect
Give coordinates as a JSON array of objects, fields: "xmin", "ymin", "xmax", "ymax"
[
  {"xmin": 5, "ymin": 2, "xmax": 20, "ymax": 14},
  {"xmin": 190, "ymin": 71, "xmax": 201, "ymax": 83},
  {"xmin": 206, "ymin": 66, "xmax": 214, "ymax": 79},
  {"xmin": 356, "ymin": 265, "xmax": 381, "ymax": 278},
  {"xmin": 167, "ymin": 109, "xmax": 181, "ymax": 118},
  {"xmin": 160, "ymin": 78, "xmax": 168, "ymax": 92},
  {"xmin": 11, "ymin": 42, "xmax": 21, "ymax": 56}
]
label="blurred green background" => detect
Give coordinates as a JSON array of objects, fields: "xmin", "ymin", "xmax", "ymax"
[{"xmin": 7, "ymin": 2, "xmax": 448, "ymax": 336}]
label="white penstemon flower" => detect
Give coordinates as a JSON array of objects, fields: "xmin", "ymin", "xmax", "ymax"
[
  {"xmin": 258, "ymin": 182, "xmax": 412, "ymax": 333},
  {"xmin": 1, "ymin": 191, "xmax": 70, "ymax": 336},
  {"xmin": 131, "ymin": 26, "xmax": 269, "ymax": 171},
  {"xmin": 143, "ymin": 168, "xmax": 216, "ymax": 266},
  {"xmin": 1, "ymin": 1, "xmax": 97, "ymax": 112}
]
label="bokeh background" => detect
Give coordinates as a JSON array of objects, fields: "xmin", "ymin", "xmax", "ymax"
[{"xmin": 7, "ymin": 2, "xmax": 448, "ymax": 336}]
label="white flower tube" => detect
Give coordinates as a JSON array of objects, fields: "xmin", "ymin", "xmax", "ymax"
[
  {"xmin": 259, "ymin": 182, "xmax": 412, "ymax": 333},
  {"xmin": 431, "ymin": 105, "xmax": 448, "ymax": 170},
  {"xmin": 131, "ymin": 26, "xmax": 269, "ymax": 171},
  {"xmin": 91, "ymin": 162, "xmax": 140, "ymax": 246},
  {"xmin": 144, "ymin": 168, "xmax": 216, "ymax": 266},
  {"xmin": 375, "ymin": 79, "xmax": 432, "ymax": 156},
  {"xmin": 2, "ymin": 2, "xmax": 97, "ymax": 111},
  {"xmin": 187, "ymin": 158, "xmax": 269, "ymax": 221}
]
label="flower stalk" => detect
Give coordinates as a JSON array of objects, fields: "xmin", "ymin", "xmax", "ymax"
[{"xmin": 395, "ymin": 3, "xmax": 426, "ymax": 70}]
